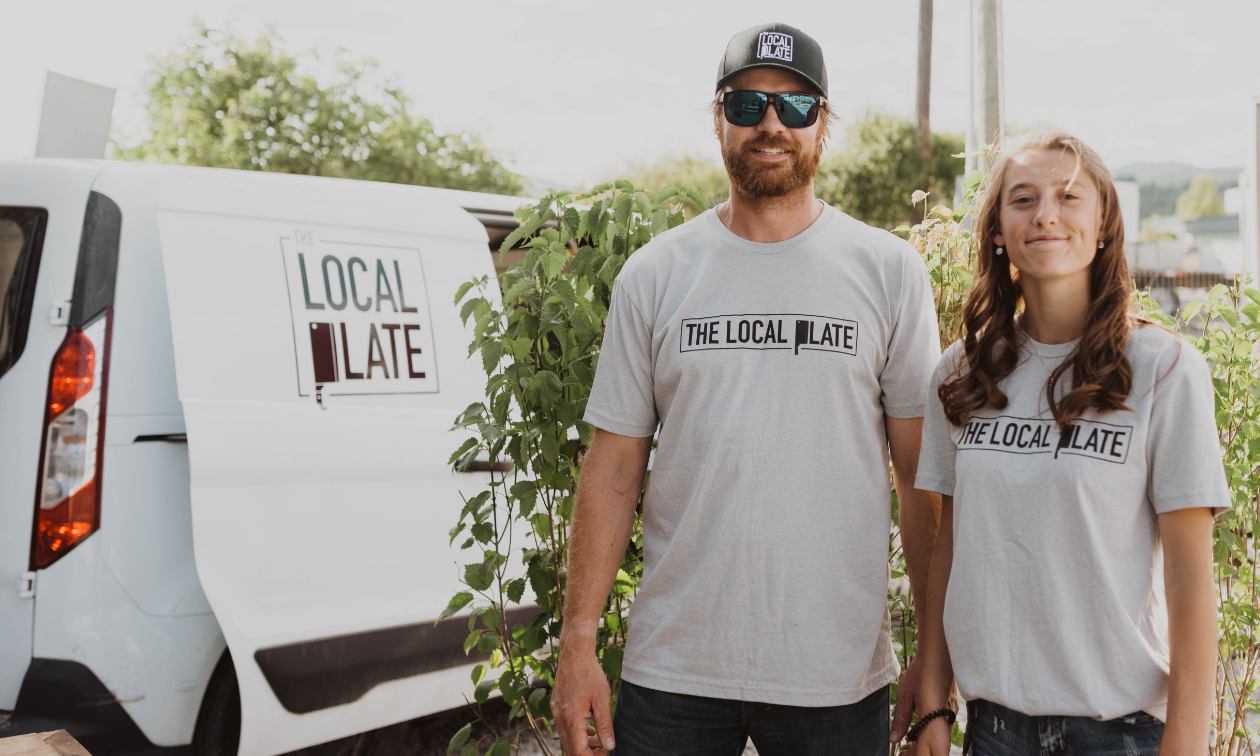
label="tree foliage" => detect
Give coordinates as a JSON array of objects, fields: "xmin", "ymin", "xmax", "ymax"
[
  {"xmin": 816, "ymin": 112, "xmax": 965, "ymax": 229},
  {"xmin": 115, "ymin": 23, "xmax": 522, "ymax": 195},
  {"xmin": 604, "ymin": 153, "xmax": 729, "ymax": 217},
  {"xmin": 1176, "ymin": 174, "xmax": 1225, "ymax": 220}
]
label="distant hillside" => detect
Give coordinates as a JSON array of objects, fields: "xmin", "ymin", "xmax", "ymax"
[
  {"xmin": 1112, "ymin": 161, "xmax": 1241, "ymax": 219},
  {"xmin": 1113, "ymin": 161, "xmax": 1241, "ymax": 186}
]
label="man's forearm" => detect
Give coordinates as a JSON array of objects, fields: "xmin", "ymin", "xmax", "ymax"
[{"xmin": 560, "ymin": 430, "xmax": 651, "ymax": 653}]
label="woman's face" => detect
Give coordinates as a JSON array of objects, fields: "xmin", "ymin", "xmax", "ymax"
[{"xmin": 994, "ymin": 148, "xmax": 1102, "ymax": 284}]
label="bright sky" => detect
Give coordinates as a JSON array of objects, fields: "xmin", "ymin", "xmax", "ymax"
[{"xmin": 4, "ymin": 0, "xmax": 1258, "ymax": 188}]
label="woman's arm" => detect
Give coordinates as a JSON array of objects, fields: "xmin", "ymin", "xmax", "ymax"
[
  {"xmin": 916, "ymin": 494, "xmax": 956, "ymax": 756},
  {"xmin": 1159, "ymin": 506, "xmax": 1216, "ymax": 756}
]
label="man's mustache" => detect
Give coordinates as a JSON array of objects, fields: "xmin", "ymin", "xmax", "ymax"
[{"xmin": 740, "ymin": 137, "xmax": 799, "ymax": 156}]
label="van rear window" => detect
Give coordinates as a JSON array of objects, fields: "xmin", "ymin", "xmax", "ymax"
[{"xmin": 0, "ymin": 208, "xmax": 48, "ymax": 379}]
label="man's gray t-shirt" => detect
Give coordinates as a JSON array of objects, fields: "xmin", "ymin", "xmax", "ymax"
[
  {"xmin": 584, "ymin": 204, "xmax": 940, "ymax": 705},
  {"xmin": 916, "ymin": 326, "xmax": 1229, "ymax": 721}
]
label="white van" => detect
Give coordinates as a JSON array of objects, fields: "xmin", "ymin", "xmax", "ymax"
[{"xmin": 0, "ymin": 160, "xmax": 533, "ymax": 756}]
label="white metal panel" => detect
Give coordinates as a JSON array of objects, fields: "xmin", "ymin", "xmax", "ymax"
[
  {"xmin": 31, "ymin": 536, "xmax": 225, "ymax": 746},
  {"xmin": 34, "ymin": 73, "xmax": 115, "ymax": 160},
  {"xmin": 156, "ymin": 169, "xmax": 502, "ymax": 756},
  {"xmin": 0, "ymin": 160, "xmax": 104, "ymax": 708}
]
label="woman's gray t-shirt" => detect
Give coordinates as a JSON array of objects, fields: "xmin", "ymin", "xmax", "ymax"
[
  {"xmin": 916, "ymin": 326, "xmax": 1229, "ymax": 721},
  {"xmin": 584, "ymin": 205, "xmax": 940, "ymax": 705}
]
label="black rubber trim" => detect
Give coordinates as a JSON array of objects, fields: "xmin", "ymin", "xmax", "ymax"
[
  {"xmin": 133, "ymin": 433, "xmax": 188, "ymax": 443},
  {"xmin": 69, "ymin": 191, "xmax": 122, "ymax": 328},
  {"xmin": 254, "ymin": 606, "xmax": 542, "ymax": 714},
  {"xmin": 0, "ymin": 658, "xmax": 189, "ymax": 756}
]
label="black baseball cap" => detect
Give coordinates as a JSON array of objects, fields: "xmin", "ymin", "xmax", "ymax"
[{"xmin": 715, "ymin": 22, "xmax": 828, "ymax": 98}]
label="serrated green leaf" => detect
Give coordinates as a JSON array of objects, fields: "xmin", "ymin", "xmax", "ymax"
[
  {"xmin": 474, "ymin": 676, "xmax": 498, "ymax": 703},
  {"xmin": 471, "ymin": 663, "xmax": 487, "ymax": 685},
  {"xmin": 471, "ymin": 521, "xmax": 494, "ymax": 544},
  {"xmin": 438, "ymin": 591, "xmax": 473, "ymax": 621},
  {"xmin": 543, "ymin": 250, "xmax": 567, "ymax": 279},
  {"xmin": 528, "ymin": 687, "xmax": 548, "ymax": 715},
  {"xmin": 460, "ymin": 297, "xmax": 481, "ymax": 324},
  {"xmin": 684, "ymin": 188, "xmax": 709, "ymax": 211},
  {"xmin": 1181, "ymin": 300, "xmax": 1204, "ymax": 321},
  {"xmin": 486, "ymin": 738, "xmax": 511, "ymax": 756},
  {"xmin": 464, "ymin": 630, "xmax": 483, "ymax": 654},
  {"xmin": 477, "ymin": 631, "xmax": 502, "ymax": 653},
  {"xmin": 506, "ymin": 577, "xmax": 527, "ymax": 604},
  {"xmin": 448, "ymin": 437, "xmax": 479, "ymax": 467},
  {"xmin": 454, "ymin": 281, "xmax": 476, "ymax": 305},
  {"xmin": 465, "ymin": 562, "xmax": 496, "ymax": 591},
  {"xmin": 459, "ymin": 742, "xmax": 478, "ymax": 756},
  {"xmin": 448, "ymin": 723, "xmax": 473, "ymax": 753}
]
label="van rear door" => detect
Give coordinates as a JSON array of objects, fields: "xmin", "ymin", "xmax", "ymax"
[
  {"xmin": 154, "ymin": 167, "xmax": 506, "ymax": 756},
  {"xmin": 0, "ymin": 161, "xmax": 102, "ymax": 709}
]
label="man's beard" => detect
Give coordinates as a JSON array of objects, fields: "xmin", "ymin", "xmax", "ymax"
[{"xmin": 721, "ymin": 133, "xmax": 821, "ymax": 200}]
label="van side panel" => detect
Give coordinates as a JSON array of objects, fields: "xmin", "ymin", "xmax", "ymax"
[
  {"xmin": 30, "ymin": 170, "xmax": 223, "ymax": 746},
  {"xmin": 155, "ymin": 168, "xmax": 505, "ymax": 756},
  {"xmin": 0, "ymin": 161, "xmax": 103, "ymax": 709}
]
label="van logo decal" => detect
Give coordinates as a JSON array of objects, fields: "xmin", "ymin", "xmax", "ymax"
[{"xmin": 281, "ymin": 233, "xmax": 438, "ymax": 401}]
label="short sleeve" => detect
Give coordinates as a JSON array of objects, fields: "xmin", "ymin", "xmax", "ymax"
[
  {"xmin": 1147, "ymin": 344, "xmax": 1231, "ymax": 515},
  {"xmin": 880, "ymin": 251, "xmax": 942, "ymax": 418},
  {"xmin": 583, "ymin": 281, "xmax": 659, "ymax": 438},
  {"xmin": 915, "ymin": 353, "xmax": 959, "ymax": 496}
]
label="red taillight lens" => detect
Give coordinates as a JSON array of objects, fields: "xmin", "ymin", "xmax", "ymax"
[
  {"xmin": 48, "ymin": 330, "xmax": 94, "ymax": 415},
  {"xmin": 33, "ymin": 311, "xmax": 111, "ymax": 569}
]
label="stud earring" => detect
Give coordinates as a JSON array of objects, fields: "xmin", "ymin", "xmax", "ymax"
[
  {"xmin": 995, "ymin": 246, "xmax": 1004, "ymax": 255},
  {"xmin": 1098, "ymin": 241, "xmax": 1105, "ymax": 249}
]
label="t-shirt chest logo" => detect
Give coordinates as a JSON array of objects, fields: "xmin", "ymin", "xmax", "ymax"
[
  {"xmin": 679, "ymin": 313, "xmax": 858, "ymax": 356},
  {"xmin": 957, "ymin": 414, "xmax": 1134, "ymax": 464}
]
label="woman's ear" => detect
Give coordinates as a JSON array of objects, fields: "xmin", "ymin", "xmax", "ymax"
[{"xmin": 994, "ymin": 233, "xmax": 1005, "ymax": 247}]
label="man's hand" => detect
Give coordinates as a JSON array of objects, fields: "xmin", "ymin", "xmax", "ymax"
[
  {"xmin": 890, "ymin": 655, "xmax": 924, "ymax": 749},
  {"xmin": 552, "ymin": 428, "xmax": 650, "ymax": 754},
  {"xmin": 552, "ymin": 643, "xmax": 615, "ymax": 755}
]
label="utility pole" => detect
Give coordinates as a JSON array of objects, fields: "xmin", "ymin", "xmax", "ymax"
[
  {"xmin": 977, "ymin": 0, "xmax": 1004, "ymax": 163},
  {"xmin": 914, "ymin": 0, "xmax": 933, "ymax": 164}
]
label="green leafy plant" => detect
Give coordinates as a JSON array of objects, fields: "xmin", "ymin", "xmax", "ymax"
[
  {"xmin": 1136, "ymin": 283, "xmax": 1260, "ymax": 754},
  {"xmin": 448, "ymin": 155, "xmax": 1260, "ymax": 756},
  {"xmin": 444, "ymin": 181, "xmax": 704, "ymax": 754}
]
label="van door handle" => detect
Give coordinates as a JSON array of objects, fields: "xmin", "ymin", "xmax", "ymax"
[
  {"xmin": 133, "ymin": 433, "xmax": 188, "ymax": 443},
  {"xmin": 461, "ymin": 460, "xmax": 513, "ymax": 473}
]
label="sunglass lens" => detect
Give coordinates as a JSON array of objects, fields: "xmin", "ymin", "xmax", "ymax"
[
  {"xmin": 725, "ymin": 91, "xmax": 767, "ymax": 127},
  {"xmin": 776, "ymin": 94, "xmax": 819, "ymax": 128}
]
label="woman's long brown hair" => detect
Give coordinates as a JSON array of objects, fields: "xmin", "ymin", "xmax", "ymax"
[{"xmin": 939, "ymin": 130, "xmax": 1134, "ymax": 429}]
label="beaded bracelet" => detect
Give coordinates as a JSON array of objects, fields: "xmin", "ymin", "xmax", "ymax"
[{"xmin": 905, "ymin": 707, "xmax": 957, "ymax": 742}]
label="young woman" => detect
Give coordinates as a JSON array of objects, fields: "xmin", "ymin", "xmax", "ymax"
[{"xmin": 911, "ymin": 130, "xmax": 1226, "ymax": 756}]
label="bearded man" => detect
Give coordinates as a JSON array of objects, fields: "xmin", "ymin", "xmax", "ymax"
[{"xmin": 551, "ymin": 22, "xmax": 944, "ymax": 756}]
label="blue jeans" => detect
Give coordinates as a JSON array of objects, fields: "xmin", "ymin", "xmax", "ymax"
[
  {"xmin": 611, "ymin": 680, "xmax": 889, "ymax": 756},
  {"xmin": 965, "ymin": 699, "xmax": 1164, "ymax": 756}
]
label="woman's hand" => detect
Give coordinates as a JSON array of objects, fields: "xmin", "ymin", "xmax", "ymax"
[{"xmin": 917, "ymin": 717, "xmax": 954, "ymax": 756}]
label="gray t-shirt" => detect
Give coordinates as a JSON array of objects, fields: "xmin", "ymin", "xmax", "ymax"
[
  {"xmin": 916, "ymin": 326, "xmax": 1229, "ymax": 721},
  {"xmin": 584, "ymin": 204, "xmax": 940, "ymax": 705}
]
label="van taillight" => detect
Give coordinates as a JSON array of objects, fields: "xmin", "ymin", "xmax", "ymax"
[{"xmin": 33, "ymin": 311, "xmax": 111, "ymax": 569}]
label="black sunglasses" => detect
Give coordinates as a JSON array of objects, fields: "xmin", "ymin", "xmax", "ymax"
[{"xmin": 721, "ymin": 90, "xmax": 826, "ymax": 129}]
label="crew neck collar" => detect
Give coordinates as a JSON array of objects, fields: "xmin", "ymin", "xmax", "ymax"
[
  {"xmin": 1019, "ymin": 327, "xmax": 1080, "ymax": 359},
  {"xmin": 704, "ymin": 200, "xmax": 835, "ymax": 256}
]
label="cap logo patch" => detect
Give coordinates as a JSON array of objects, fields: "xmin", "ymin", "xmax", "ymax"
[{"xmin": 756, "ymin": 32, "xmax": 793, "ymax": 62}]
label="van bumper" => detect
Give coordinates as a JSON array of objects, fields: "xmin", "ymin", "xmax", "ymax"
[{"xmin": 0, "ymin": 659, "xmax": 190, "ymax": 756}]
